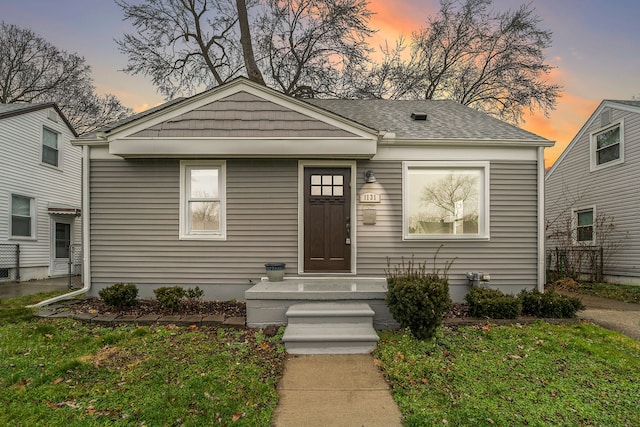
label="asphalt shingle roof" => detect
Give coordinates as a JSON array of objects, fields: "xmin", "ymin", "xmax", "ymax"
[
  {"xmin": 0, "ymin": 102, "xmax": 55, "ymax": 119},
  {"xmin": 307, "ymin": 98, "xmax": 547, "ymax": 141}
]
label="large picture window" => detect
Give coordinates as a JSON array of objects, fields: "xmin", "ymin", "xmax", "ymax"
[
  {"xmin": 403, "ymin": 162, "xmax": 489, "ymax": 239},
  {"xmin": 591, "ymin": 120, "xmax": 623, "ymax": 170},
  {"xmin": 180, "ymin": 161, "xmax": 226, "ymax": 240},
  {"xmin": 11, "ymin": 194, "xmax": 34, "ymax": 238},
  {"xmin": 42, "ymin": 127, "xmax": 60, "ymax": 167}
]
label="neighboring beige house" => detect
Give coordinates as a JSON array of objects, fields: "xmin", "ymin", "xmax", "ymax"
[
  {"xmin": 546, "ymin": 100, "xmax": 640, "ymax": 284},
  {"xmin": 0, "ymin": 103, "xmax": 81, "ymax": 282},
  {"xmin": 72, "ymin": 77, "xmax": 552, "ymax": 307}
]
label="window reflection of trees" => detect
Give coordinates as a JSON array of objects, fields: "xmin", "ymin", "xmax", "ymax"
[{"xmin": 409, "ymin": 173, "xmax": 479, "ymax": 235}]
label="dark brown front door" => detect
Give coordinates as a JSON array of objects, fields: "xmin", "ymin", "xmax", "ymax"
[{"xmin": 304, "ymin": 167, "xmax": 351, "ymax": 272}]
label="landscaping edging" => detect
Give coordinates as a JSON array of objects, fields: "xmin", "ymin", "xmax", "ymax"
[{"xmin": 35, "ymin": 302, "xmax": 246, "ymax": 328}]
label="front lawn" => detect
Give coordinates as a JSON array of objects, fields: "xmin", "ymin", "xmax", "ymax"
[
  {"xmin": 0, "ymin": 293, "xmax": 286, "ymax": 426},
  {"xmin": 375, "ymin": 323, "xmax": 640, "ymax": 426}
]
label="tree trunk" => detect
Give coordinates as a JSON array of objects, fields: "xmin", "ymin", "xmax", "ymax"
[{"xmin": 236, "ymin": 0, "xmax": 265, "ymax": 85}]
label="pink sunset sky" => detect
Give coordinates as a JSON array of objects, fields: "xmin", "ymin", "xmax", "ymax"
[{"xmin": 3, "ymin": 0, "xmax": 640, "ymax": 167}]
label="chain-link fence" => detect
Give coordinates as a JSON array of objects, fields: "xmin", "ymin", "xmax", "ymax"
[
  {"xmin": 0, "ymin": 244, "xmax": 20, "ymax": 282},
  {"xmin": 68, "ymin": 243, "xmax": 83, "ymax": 289}
]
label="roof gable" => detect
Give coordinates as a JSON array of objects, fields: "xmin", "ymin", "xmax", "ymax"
[
  {"xmin": 130, "ymin": 91, "xmax": 358, "ymax": 139},
  {"xmin": 0, "ymin": 102, "xmax": 77, "ymax": 136},
  {"xmin": 546, "ymin": 100, "xmax": 640, "ymax": 178}
]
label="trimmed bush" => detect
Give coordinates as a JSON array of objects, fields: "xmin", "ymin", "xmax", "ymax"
[
  {"xmin": 465, "ymin": 286, "xmax": 522, "ymax": 319},
  {"xmin": 185, "ymin": 286, "xmax": 204, "ymax": 301},
  {"xmin": 386, "ymin": 254, "xmax": 453, "ymax": 340},
  {"xmin": 99, "ymin": 283, "xmax": 138, "ymax": 309},
  {"xmin": 519, "ymin": 289, "xmax": 585, "ymax": 318},
  {"xmin": 154, "ymin": 286, "xmax": 185, "ymax": 312}
]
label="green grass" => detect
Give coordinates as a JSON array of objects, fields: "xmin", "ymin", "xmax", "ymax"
[
  {"xmin": 0, "ymin": 294, "xmax": 286, "ymax": 426},
  {"xmin": 0, "ymin": 291, "xmax": 68, "ymax": 323},
  {"xmin": 575, "ymin": 282, "xmax": 640, "ymax": 304},
  {"xmin": 375, "ymin": 323, "xmax": 640, "ymax": 426}
]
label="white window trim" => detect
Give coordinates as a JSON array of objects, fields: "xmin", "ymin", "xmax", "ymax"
[
  {"xmin": 10, "ymin": 194, "xmax": 37, "ymax": 240},
  {"xmin": 590, "ymin": 119, "xmax": 624, "ymax": 172},
  {"xmin": 179, "ymin": 160, "xmax": 226, "ymax": 240},
  {"xmin": 571, "ymin": 206, "xmax": 596, "ymax": 245},
  {"xmin": 402, "ymin": 161, "xmax": 490, "ymax": 241},
  {"xmin": 41, "ymin": 126, "xmax": 62, "ymax": 169}
]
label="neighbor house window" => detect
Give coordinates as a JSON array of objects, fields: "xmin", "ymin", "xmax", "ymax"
[
  {"xmin": 42, "ymin": 127, "xmax": 60, "ymax": 167},
  {"xmin": 11, "ymin": 194, "xmax": 34, "ymax": 238},
  {"xmin": 591, "ymin": 120, "xmax": 623, "ymax": 170},
  {"xmin": 574, "ymin": 208, "xmax": 594, "ymax": 244},
  {"xmin": 403, "ymin": 162, "xmax": 489, "ymax": 239},
  {"xmin": 180, "ymin": 161, "xmax": 226, "ymax": 240}
]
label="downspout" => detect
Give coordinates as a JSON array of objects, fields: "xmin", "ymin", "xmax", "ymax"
[
  {"xmin": 31, "ymin": 144, "xmax": 92, "ymax": 307},
  {"xmin": 537, "ymin": 146, "xmax": 546, "ymax": 292}
]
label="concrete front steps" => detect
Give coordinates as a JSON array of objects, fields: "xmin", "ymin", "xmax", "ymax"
[{"xmin": 282, "ymin": 302, "xmax": 380, "ymax": 354}]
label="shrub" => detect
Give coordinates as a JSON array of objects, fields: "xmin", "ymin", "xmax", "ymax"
[
  {"xmin": 185, "ymin": 286, "xmax": 204, "ymax": 301},
  {"xmin": 154, "ymin": 286, "xmax": 185, "ymax": 312},
  {"xmin": 99, "ymin": 283, "xmax": 138, "ymax": 309},
  {"xmin": 519, "ymin": 288, "xmax": 585, "ymax": 318},
  {"xmin": 385, "ymin": 251, "xmax": 453, "ymax": 340},
  {"xmin": 465, "ymin": 286, "xmax": 522, "ymax": 319}
]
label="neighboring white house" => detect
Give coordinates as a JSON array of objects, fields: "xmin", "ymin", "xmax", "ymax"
[
  {"xmin": 0, "ymin": 103, "xmax": 81, "ymax": 282},
  {"xmin": 546, "ymin": 100, "xmax": 640, "ymax": 284}
]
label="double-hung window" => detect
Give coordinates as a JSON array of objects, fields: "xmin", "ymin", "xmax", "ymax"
[
  {"xmin": 11, "ymin": 194, "xmax": 34, "ymax": 238},
  {"xmin": 403, "ymin": 162, "xmax": 489, "ymax": 239},
  {"xmin": 574, "ymin": 207, "xmax": 595, "ymax": 244},
  {"xmin": 180, "ymin": 161, "xmax": 226, "ymax": 240},
  {"xmin": 42, "ymin": 127, "xmax": 60, "ymax": 167},
  {"xmin": 591, "ymin": 120, "xmax": 623, "ymax": 170}
]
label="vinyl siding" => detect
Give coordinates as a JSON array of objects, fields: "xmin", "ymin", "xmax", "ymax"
[
  {"xmin": 355, "ymin": 161, "xmax": 539, "ymax": 292},
  {"xmin": 90, "ymin": 158, "xmax": 539, "ymax": 297},
  {"xmin": 0, "ymin": 108, "xmax": 81, "ymax": 273},
  {"xmin": 546, "ymin": 106, "xmax": 640, "ymax": 278},
  {"xmin": 89, "ymin": 159, "xmax": 299, "ymax": 290}
]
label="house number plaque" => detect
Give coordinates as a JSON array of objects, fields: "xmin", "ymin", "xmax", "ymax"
[{"xmin": 359, "ymin": 192, "xmax": 381, "ymax": 203}]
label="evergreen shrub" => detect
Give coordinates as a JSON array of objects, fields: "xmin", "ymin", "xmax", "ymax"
[{"xmin": 99, "ymin": 283, "xmax": 138, "ymax": 309}]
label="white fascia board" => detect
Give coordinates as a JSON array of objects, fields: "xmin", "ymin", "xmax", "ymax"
[
  {"xmin": 374, "ymin": 144, "xmax": 539, "ymax": 162},
  {"xmin": 109, "ymin": 137, "xmax": 378, "ymax": 158},
  {"xmin": 104, "ymin": 80, "xmax": 379, "ymax": 141},
  {"xmin": 380, "ymin": 137, "xmax": 555, "ymax": 148}
]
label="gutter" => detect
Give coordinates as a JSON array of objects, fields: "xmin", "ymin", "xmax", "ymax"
[
  {"xmin": 30, "ymin": 145, "xmax": 92, "ymax": 307},
  {"xmin": 537, "ymin": 146, "xmax": 546, "ymax": 292}
]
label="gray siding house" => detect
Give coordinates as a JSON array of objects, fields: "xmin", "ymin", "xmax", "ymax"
[
  {"xmin": 73, "ymin": 78, "xmax": 552, "ymax": 306},
  {"xmin": 0, "ymin": 103, "xmax": 81, "ymax": 282},
  {"xmin": 546, "ymin": 100, "xmax": 640, "ymax": 284}
]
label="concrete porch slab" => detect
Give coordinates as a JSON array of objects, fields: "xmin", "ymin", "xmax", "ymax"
[{"xmin": 245, "ymin": 277, "xmax": 399, "ymax": 330}]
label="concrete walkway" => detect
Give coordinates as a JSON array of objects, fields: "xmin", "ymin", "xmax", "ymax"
[
  {"xmin": 272, "ymin": 354, "xmax": 403, "ymax": 427},
  {"xmin": 564, "ymin": 291, "xmax": 640, "ymax": 341},
  {"xmin": 0, "ymin": 277, "xmax": 71, "ymax": 299}
]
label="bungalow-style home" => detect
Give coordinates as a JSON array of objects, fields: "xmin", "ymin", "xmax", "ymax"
[
  {"xmin": 72, "ymin": 78, "xmax": 551, "ymax": 347},
  {"xmin": 0, "ymin": 103, "xmax": 81, "ymax": 282},
  {"xmin": 546, "ymin": 100, "xmax": 640, "ymax": 284}
]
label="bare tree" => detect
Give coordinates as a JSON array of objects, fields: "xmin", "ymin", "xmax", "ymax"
[
  {"xmin": 357, "ymin": 0, "xmax": 561, "ymax": 124},
  {"xmin": 255, "ymin": 0, "xmax": 374, "ymax": 97},
  {"xmin": 0, "ymin": 22, "xmax": 132, "ymax": 134},
  {"xmin": 116, "ymin": 0, "xmax": 374, "ymax": 98}
]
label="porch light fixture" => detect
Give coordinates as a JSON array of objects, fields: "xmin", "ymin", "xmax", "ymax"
[{"xmin": 364, "ymin": 170, "xmax": 376, "ymax": 183}]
